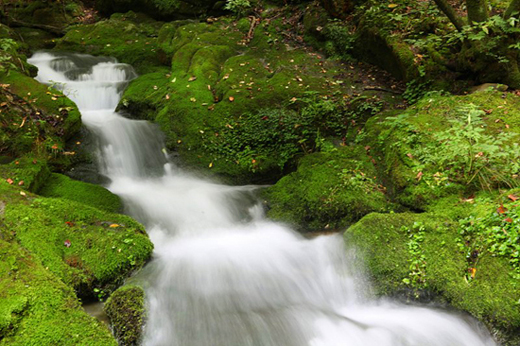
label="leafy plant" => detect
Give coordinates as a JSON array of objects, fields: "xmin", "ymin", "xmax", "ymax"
[
  {"xmin": 458, "ymin": 195, "xmax": 520, "ymax": 282},
  {"xmin": 402, "ymin": 221, "xmax": 428, "ymax": 292},
  {"xmin": 388, "ymin": 102, "xmax": 520, "ymax": 191},
  {"xmin": 419, "ymin": 104, "xmax": 520, "ymax": 190},
  {"xmin": 224, "ymin": 0, "xmax": 251, "ymax": 18}
]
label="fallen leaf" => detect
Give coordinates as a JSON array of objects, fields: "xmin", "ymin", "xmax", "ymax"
[
  {"xmin": 416, "ymin": 171, "xmax": 423, "ymax": 181},
  {"xmin": 209, "ymin": 162, "xmax": 213, "ymax": 168},
  {"xmin": 18, "ymin": 180, "xmax": 24, "ymax": 186},
  {"xmin": 508, "ymin": 194, "xmax": 519, "ymax": 201},
  {"xmin": 388, "ymin": 3, "xmax": 398, "ymax": 8},
  {"xmin": 20, "ymin": 191, "xmax": 26, "ymax": 196},
  {"xmin": 190, "ymin": 97, "xmax": 197, "ymax": 102},
  {"xmin": 51, "ymin": 144, "xmax": 59, "ymax": 150},
  {"xmin": 505, "ymin": 217, "xmax": 513, "ymax": 223},
  {"xmin": 65, "ymin": 221, "xmax": 74, "ymax": 227},
  {"xmin": 165, "ymin": 94, "xmax": 170, "ymax": 100},
  {"xmin": 6, "ymin": 178, "xmax": 13, "ymax": 185},
  {"xmin": 228, "ymin": 96, "xmax": 235, "ymax": 102},
  {"xmin": 406, "ymin": 153, "xmax": 414, "ymax": 159},
  {"xmin": 109, "ymin": 224, "xmax": 120, "ymax": 228},
  {"xmin": 497, "ymin": 205, "xmax": 507, "ymax": 214},
  {"xmin": 188, "ymin": 76, "xmax": 197, "ymax": 82}
]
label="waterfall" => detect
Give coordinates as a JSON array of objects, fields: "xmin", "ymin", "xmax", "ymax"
[{"xmin": 28, "ymin": 52, "xmax": 497, "ymax": 346}]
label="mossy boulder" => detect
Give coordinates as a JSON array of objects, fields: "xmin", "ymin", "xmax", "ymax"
[
  {"xmin": 1, "ymin": 0, "xmax": 85, "ymax": 35},
  {"xmin": 346, "ymin": 201, "xmax": 520, "ymax": 345},
  {"xmin": 119, "ymin": 18, "xmax": 374, "ymax": 183},
  {"xmin": 0, "ymin": 71, "xmax": 81, "ymax": 162},
  {"xmin": 39, "ymin": 173, "xmax": 122, "ymax": 213},
  {"xmin": 55, "ymin": 12, "xmax": 164, "ymax": 74},
  {"xmin": 362, "ymin": 89, "xmax": 520, "ymax": 210},
  {"xmin": 0, "ymin": 182, "xmax": 153, "ymax": 299},
  {"xmin": 0, "ymin": 155, "xmax": 50, "ymax": 193},
  {"xmin": 104, "ymin": 285, "xmax": 146, "ymax": 346},
  {"xmin": 263, "ymin": 145, "xmax": 393, "ymax": 232},
  {"xmin": 0, "ymin": 239, "xmax": 117, "ymax": 345}
]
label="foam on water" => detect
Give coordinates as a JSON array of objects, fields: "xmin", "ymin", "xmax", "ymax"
[{"xmin": 29, "ymin": 51, "xmax": 497, "ymax": 346}]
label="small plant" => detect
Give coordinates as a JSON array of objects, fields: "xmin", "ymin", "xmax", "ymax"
[
  {"xmin": 224, "ymin": 0, "xmax": 251, "ymax": 18},
  {"xmin": 402, "ymin": 221, "xmax": 428, "ymax": 293},
  {"xmin": 458, "ymin": 196, "xmax": 520, "ymax": 282},
  {"xmin": 387, "ymin": 102, "xmax": 520, "ymax": 191}
]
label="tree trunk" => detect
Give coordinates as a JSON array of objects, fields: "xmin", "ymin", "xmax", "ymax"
[
  {"xmin": 504, "ymin": 0, "xmax": 520, "ymax": 19},
  {"xmin": 466, "ymin": 0, "xmax": 488, "ymax": 23},
  {"xmin": 432, "ymin": 0, "xmax": 465, "ymax": 31}
]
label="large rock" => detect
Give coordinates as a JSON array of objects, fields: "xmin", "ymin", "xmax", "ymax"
[
  {"xmin": 0, "ymin": 238, "xmax": 117, "ymax": 345},
  {"xmin": 104, "ymin": 285, "xmax": 146, "ymax": 346},
  {"xmin": 118, "ymin": 17, "xmax": 379, "ymax": 183},
  {"xmin": 263, "ymin": 145, "xmax": 394, "ymax": 232}
]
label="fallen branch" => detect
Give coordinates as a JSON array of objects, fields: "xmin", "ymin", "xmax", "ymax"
[{"xmin": 2, "ymin": 17, "xmax": 64, "ymax": 35}]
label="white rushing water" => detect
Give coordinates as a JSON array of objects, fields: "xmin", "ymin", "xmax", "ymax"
[{"xmin": 28, "ymin": 52, "xmax": 497, "ymax": 346}]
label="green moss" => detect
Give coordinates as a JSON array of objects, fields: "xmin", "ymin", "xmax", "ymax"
[
  {"xmin": 0, "ymin": 71, "xmax": 81, "ymax": 161},
  {"xmin": 104, "ymin": 285, "xmax": 146, "ymax": 346},
  {"xmin": 361, "ymin": 89, "xmax": 520, "ymax": 210},
  {"xmin": 346, "ymin": 208, "xmax": 520, "ymax": 344},
  {"xmin": 0, "ymin": 182, "xmax": 153, "ymax": 299},
  {"xmin": 264, "ymin": 146, "xmax": 393, "ymax": 231},
  {"xmin": 0, "ymin": 239, "xmax": 117, "ymax": 345},
  {"xmin": 55, "ymin": 12, "xmax": 164, "ymax": 74},
  {"xmin": 39, "ymin": 173, "xmax": 122, "ymax": 213},
  {"xmin": 0, "ymin": 155, "xmax": 50, "ymax": 193},
  {"xmin": 119, "ymin": 18, "xmax": 370, "ymax": 183}
]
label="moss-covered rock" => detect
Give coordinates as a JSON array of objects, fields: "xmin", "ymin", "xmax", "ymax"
[
  {"xmin": 0, "ymin": 155, "xmax": 50, "ymax": 193},
  {"xmin": 0, "ymin": 71, "xmax": 81, "ymax": 162},
  {"xmin": 1, "ymin": 0, "xmax": 86, "ymax": 35},
  {"xmin": 361, "ymin": 89, "xmax": 520, "ymax": 210},
  {"xmin": 0, "ymin": 182, "xmax": 153, "ymax": 299},
  {"xmin": 345, "ymin": 202, "xmax": 520, "ymax": 345},
  {"xmin": 0, "ymin": 238, "xmax": 117, "ymax": 345},
  {"xmin": 39, "ymin": 173, "xmax": 122, "ymax": 213},
  {"xmin": 104, "ymin": 285, "xmax": 146, "ymax": 346},
  {"xmin": 118, "ymin": 17, "xmax": 380, "ymax": 183},
  {"xmin": 263, "ymin": 145, "xmax": 393, "ymax": 232},
  {"xmin": 55, "ymin": 12, "xmax": 164, "ymax": 74}
]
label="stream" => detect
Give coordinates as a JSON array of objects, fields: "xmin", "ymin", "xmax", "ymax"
[{"xmin": 28, "ymin": 52, "xmax": 497, "ymax": 346}]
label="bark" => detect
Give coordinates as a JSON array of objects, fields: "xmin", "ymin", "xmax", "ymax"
[
  {"xmin": 466, "ymin": 0, "xmax": 488, "ymax": 23},
  {"xmin": 432, "ymin": 0, "xmax": 465, "ymax": 31},
  {"xmin": 504, "ymin": 0, "xmax": 520, "ymax": 19}
]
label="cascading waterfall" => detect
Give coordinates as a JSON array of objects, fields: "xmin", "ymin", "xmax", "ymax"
[{"xmin": 28, "ymin": 52, "xmax": 497, "ymax": 346}]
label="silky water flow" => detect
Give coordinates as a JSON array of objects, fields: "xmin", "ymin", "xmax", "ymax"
[{"xmin": 28, "ymin": 52, "xmax": 497, "ymax": 346}]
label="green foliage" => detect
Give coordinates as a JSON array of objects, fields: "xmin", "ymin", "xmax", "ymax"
[
  {"xmin": 202, "ymin": 107, "xmax": 317, "ymax": 173},
  {"xmin": 458, "ymin": 196, "xmax": 520, "ymax": 282},
  {"xmin": 401, "ymin": 221, "xmax": 428, "ymax": 293},
  {"xmin": 0, "ymin": 38, "xmax": 19, "ymax": 74},
  {"xmin": 154, "ymin": 0, "xmax": 180, "ymax": 12},
  {"xmin": 414, "ymin": 104, "xmax": 520, "ymax": 190},
  {"xmin": 385, "ymin": 100, "xmax": 520, "ymax": 194},
  {"xmin": 224, "ymin": 0, "xmax": 252, "ymax": 17},
  {"xmin": 322, "ymin": 21, "xmax": 356, "ymax": 60}
]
